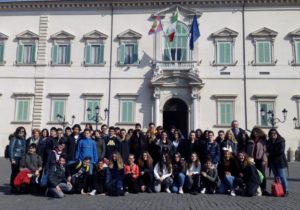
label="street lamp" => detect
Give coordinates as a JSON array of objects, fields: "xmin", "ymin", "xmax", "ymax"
[
  {"xmin": 260, "ymin": 108, "xmax": 288, "ymax": 128},
  {"xmin": 56, "ymin": 114, "xmax": 76, "ymax": 130},
  {"xmin": 293, "ymin": 117, "xmax": 300, "ymax": 129},
  {"xmin": 86, "ymin": 106, "xmax": 109, "ymax": 130}
]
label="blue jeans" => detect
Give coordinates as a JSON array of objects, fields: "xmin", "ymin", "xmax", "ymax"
[
  {"xmin": 271, "ymin": 167, "xmax": 288, "ymax": 193},
  {"xmin": 171, "ymin": 173, "xmax": 185, "ymax": 193},
  {"xmin": 218, "ymin": 175, "xmax": 235, "ymax": 193}
]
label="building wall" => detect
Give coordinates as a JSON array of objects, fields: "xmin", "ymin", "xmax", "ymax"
[{"xmin": 0, "ymin": 2, "xmax": 300, "ymax": 155}]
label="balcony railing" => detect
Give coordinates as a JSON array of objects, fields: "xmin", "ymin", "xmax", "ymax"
[{"xmin": 154, "ymin": 60, "xmax": 198, "ymax": 71}]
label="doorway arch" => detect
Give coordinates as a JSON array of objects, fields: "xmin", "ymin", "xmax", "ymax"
[{"xmin": 163, "ymin": 98, "xmax": 188, "ymax": 138}]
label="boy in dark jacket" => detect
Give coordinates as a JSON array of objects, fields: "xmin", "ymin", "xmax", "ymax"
[
  {"xmin": 47, "ymin": 156, "xmax": 72, "ymax": 198},
  {"xmin": 200, "ymin": 159, "xmax": 219, "ymax": 194}
]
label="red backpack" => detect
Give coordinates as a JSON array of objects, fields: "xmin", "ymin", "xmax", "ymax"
[{"xmin": 272, "ymin": 177, "xmax": 284, "ymax": 197}]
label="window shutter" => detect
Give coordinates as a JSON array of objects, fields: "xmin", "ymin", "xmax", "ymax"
[
  {"xmin": 225, "ymin": 103, "xmax": 232, "ymax": 124},
  {"xmin": 17, "ymin": 100, "xmax": 24, "ymax": 121},
  {"xmin": 31, "ymin": 44, "xmax": 36, "ymax": 64},
  {"xmin": 85, "ymin": 44, "xmax": 92, "ymax": 65},
  {"xmin": 17, "ymin": 43, "xmax": 24, "ymax": 64},
  {"xmin": 99, "ymin": 44, "xmax": 104, "ymax": 64},
  {"xmin": 133, "ymin": 43, "xmax": 138, "ymax": 64},
  {"xmin": 86, "ymin": 100, "xmax": 99, "ymax": 121},
  {"xmin": 264, "ymin": 42, "xmax": 271, "ymax": 63},
  {"xmin": 52, "ymin": 44, "xmax": 59, "ymax": 64},
  {"xmin": 219, "ymin": 43, "xmax": 225, "ymax": 64},
  {"xmin": 53, "ymin": 100, "xmax": 65, "ymax": 121},
  {"xmin": 260, "ymin": 103, "xmax": 268, "ymax": 126},
  {"xmin": 258, "ymin": 42, "xmax": 264, "ymax": 63},
  {"xmin": 164, "ymin": 49, "xmax": 170, "ymax": 61},
  {"xmin": 220, "ymin": 103, "xmax": 226, "ymax": 124},
  {"xmin": 224, "ymin": 43, "xmax": 231, "ymax": 64},
  {"xmin": 127, "ymin": 101, "xmax": 133, "ymax": 122},
  {"xmin": 66, "ymin": 44, "xmax": 71, "ymax": 64},
  {"xmin": 118, "ymin": 44, "xmax": 125, "ymax": 65},
  {"xmin": 297, "ymin": 42, "xmax": 300, "ymax": 63},
  {"xmin": 17, "ymin": 100, "xmax": 29, "ymax": 121},
  {"xmin": 0, "ymin": 44, "xmax": 4, "ymax": 64}
]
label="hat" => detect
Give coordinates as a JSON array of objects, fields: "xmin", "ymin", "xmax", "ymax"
[{"xmin": 222, "ymin": 146, "xmax": 233, "ymax": 153}]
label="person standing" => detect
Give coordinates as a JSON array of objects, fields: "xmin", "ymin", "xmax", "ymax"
[
  {"xmin": 267, "ymin": 128, "xmax": 289, "ymax": 196},
  {"xmin": 9, "ymin": 127, "xmax": 27, "ymax": 193},
  {"xmin": 231, "ymin": 120, "xmax": 245, "ymax": 143},
  {"xmin": 75, "ymin": 129, "xmax": 98, "ymax": 165}
]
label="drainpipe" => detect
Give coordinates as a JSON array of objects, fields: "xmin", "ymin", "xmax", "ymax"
[
  {"xmin": 242, "ymin": 1, "xmax": 250, "ymax": 132},
  {"xmin": 107, "ymin": 5, "xmax": 114, "ymax": 126}
]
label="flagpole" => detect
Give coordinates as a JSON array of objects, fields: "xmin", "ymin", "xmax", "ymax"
[{"xmin": 154, "ymin": 31, "xmax": 157, "ymax": 62}]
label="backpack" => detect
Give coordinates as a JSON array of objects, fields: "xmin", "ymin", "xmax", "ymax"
[
  {"xmin": 257, "ymin": 169, "xmax": 264, "ymax": 184},
  {"xmin": 271, "ymin": 177, "xmax": 284, "ymax": 197},
  {"xmin": 4, "ymin": 145, "xmax": 10, "ymax": 159}
]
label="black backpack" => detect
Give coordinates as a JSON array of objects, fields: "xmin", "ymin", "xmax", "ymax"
[{"xmin": 4, "ymin": 144, "xmax": 9, "ymax": 159}]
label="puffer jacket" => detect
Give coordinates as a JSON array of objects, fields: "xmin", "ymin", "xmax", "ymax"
[
  {"xmin": 267, "ymin": 137, "xmax": 288, "ymax": 169},
  {"xmin": 48, "ymin": 163, "xmax": 67, "ymax": 188},
  {"xmin": 9, "ymin": 136, "xmax": 26, "ymax": 161}
]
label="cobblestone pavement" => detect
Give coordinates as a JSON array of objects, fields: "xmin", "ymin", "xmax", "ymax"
[{"xmin": 0, "ymin": 158, "xmax": 299, "ymax": 210}]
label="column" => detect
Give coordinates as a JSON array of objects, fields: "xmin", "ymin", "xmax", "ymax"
[
  {"xmin": 191, "ymin": 87, "xmax": 200, "ymax": 130},
  {"xmin": 153, "ymin": 87, "xmax": 161, "ymax": 126}
]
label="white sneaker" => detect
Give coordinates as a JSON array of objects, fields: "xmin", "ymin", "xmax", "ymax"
[
  {"xmin": 89, "ymin": 189, "xmax": 96, "ymax": 196},
  {"xmin": 166, "ymin": 188, "xmax": 171, "ymax": 193},
  {"xmin": 200, "ymin": 188, "xmax": 206, "ymax": 194},
  {"xmin": 256, "ymin": 186, "xmax": 262, "ymax": 196},
  {"xmin": 230, "ymin": 190, "xmax": 236, "ymax": 197},
  {"xmin": 178, "ymin": 188, "xmax": 184, "ymax": 194}
]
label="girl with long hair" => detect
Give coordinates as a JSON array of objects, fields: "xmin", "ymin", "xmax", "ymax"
[
  {"xmin": 107, "ymin": 152, "xmax": 125, "ymax": 196},
  {"xmin": 186, "ymin": 152, "xmax": 201, "ymax": 195},
  {"xmin": 138, "ymin": 151, "xmax": 154, "ymax": 193},
  {"xmin": 153, "ymin": 153, "xmax": 173, "ymax": 193}
]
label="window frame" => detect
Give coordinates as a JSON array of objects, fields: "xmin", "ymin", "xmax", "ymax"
[
  {"xmin": 216, "ymin": 41, "xmax": 233, "ymax": 65},
  {"xmin": 212, "ymin": 94, "xmax": 237, "ymax": 128},
  {"xmin": 253, "ymin": 95, "xmax": 277, "ymax": 128},
  {"xmin": 81, "ymin": 93, "xmax": 104, "ymax": 125},
  {"xmin": 84, "ymin": 40, "xmax": 105, "ymax": 66},
  {"xmin": 48, "ymin": 93, "xmax": 70, "ymax": 124},
  {"xmin": 0, "ymin": 40, "xmax": 6, "ymax": 65},
  {"xmin": 294, "ymin": 40, "xmax": 300, "ymax": 65},
  {"xmin": 118, "ymin": 40, "xmax": 139, "ymax": 66},
  {"xmin": 255, "ymin": 40, "xmax": 272, "ymax": 65},
  {"xmin": 11, "ymin": 93, "xmax": 34, "ymax": 124},
  {"xmin": 16, "ymin": 40, "xmax": 37, "ymax": 66},
  {"xmin": 51, "ymin": 40, "xmax": 72, "ymax": 66},
  {"xmin": 116, "ymin": 93, "xmax": 138, "ymax": 125}
]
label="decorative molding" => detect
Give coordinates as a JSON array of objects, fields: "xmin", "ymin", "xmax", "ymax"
[
  {"xmin": 0, "ymin": 32, "xmax": 8, "ymax": 40},
  {"xmin": 153, "ymin": 87, "xmax": 160, "ymax": 99},
  {"xmin": 116, "ymin": 93, "xmax": 138, "ymax": 99},
  {"xmin": 117, "ymin": 29, "xmax": 142, "ymax": 39},
  {"xmin": 50, "ymin": 30, "xmax": 75, "ymax": 40},
  {"xmin": 252, "ymin": 94, "xmax": 278, "ymax": 100},
  {"xmin": 48, "ymin": 93, "xmax": 70, "ymax": 97},
  {"xmin": 16, "ymin": 30, "xmax": 39, "ymax": 40},
  {"xmin": 212, "ymin": 94, "xmax": 238, "ymax": 100},
  {"xmin": 36, "ymin": 15, "xmax": 48, "ymax": 65},
  {"xmin": 152, "ymin": 4, "xmax": 202, "ymax": 18},
  {"xmin": 81, "ymin": 93, "xmax": 104, "ymax": 97},
  {"xmin": 211, "ymin": 27, "xmax": 239, "ymax": 38},
  {"xmin": 288, "ymin": 28, "xmax": 300, "ymax": 38},
  {"xmin": 292, "ymin": 95, "xmax": 300, "ymax": 101},
  {"xmin": 249, "ymin": 27, "xmax": 278, "ymax": 39},
  {"xmin": 32, "ymin": 79, "xmax": 44, "ymax": 129},
  {"xmin": 12, "ymin": 92, "xmax": 35, "ymax": 97},
  {"xmin": 83, "ymin": 30, "xmax": 108, "ymax": 40}
]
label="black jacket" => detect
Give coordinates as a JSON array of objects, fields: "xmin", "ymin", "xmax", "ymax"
[
  {"xmin": 48, "ymin": 163, "xmax": 67, "ymax": 188},
  {"xmin": 267, "ymin": 137, "xmax": 288, "ymax": 169},
  {"xmin": 217, "ymin": 157, "xmax": 240, "ymax": 180},
  {"xmin": 119, "ymin": 139, "xmax": 130, "ymax": 163},
  {"xmin": 129, "ymin": 131, "xmax": 148, "ymax": 160}
]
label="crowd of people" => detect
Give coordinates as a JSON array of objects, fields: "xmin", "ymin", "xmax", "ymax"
[{"xmin": 7, "ymin": 120, "xmax": 289, "ymax": 198}]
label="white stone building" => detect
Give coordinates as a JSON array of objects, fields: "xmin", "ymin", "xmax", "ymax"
[{"xmin": 0, "ymin": 0, "xmax": 300, "ymax": 155}]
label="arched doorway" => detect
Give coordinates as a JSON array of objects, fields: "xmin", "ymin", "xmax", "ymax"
[{"xmin": 163, "ymin": 98, "xmax": 188, "ymax": 138}]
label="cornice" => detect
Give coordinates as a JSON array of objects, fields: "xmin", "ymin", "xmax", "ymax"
[{"xmin": 0, "ymin": 0, "xmax": 300, "ymax": 11}]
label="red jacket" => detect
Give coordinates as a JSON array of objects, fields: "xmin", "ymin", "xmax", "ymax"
[
  {"xmin": 124, "ymin": 164, "xmax": 139, "ymax": 179},
  {"xmin": 13, "ymin": 170, "xmax": 32, "ymax": 187}
]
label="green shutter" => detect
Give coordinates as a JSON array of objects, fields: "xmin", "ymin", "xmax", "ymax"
[
  {"xmin": 85, "ymin": 44, "xmax": 92, "ymax": 65},
  {"xmin": 258, "ymin": 42, "xmax": 264, "ymax": 63},
  {"xmin": 264, "ymin": 42, "xmax": 271, "ymax": 63},
  {"xmin": 99, "ymin": 44, "xmax": 104, "ymax": 64},
  {"xmin": 296, "ymin": 42, "xmax": 300, "ymax": 64},
  {"xmin": 219, "ymin": 43, "xmax": 225, "ymax": 64},
  {"xmin": 224, "ymin": 43, "xmax": 231, "ymax": 64},
  {"xmin": 0, "ymin": 44, "xmax": 4, "ymax": 64},
  {"xmin": 121, "ymin": 101, "xmax": 133, "ymax": 122},
  {"xmin": 66, "ymin": 45, "xmax": 71, "ymax": 64},
  {"xmin": 87, "ymin": 100, "xmax": 99, "ymax": 121},
  {"xmin": 52, "ymin": 44, "xmax": 59, "ymax": 64},
  {"xmin": 133, "ymin": 43, "xmax": 138, "ymax": 64},
  {"xmin": 118, "ymin": 44, "xmax": 125, "ymax": 65},
  {"xmin": 17, "ymin": 44, "xmax": 24, "ymax": 64},
  {"xmin": 53, "ymin": 100, "xmax": 65, "ymax": 121},
  {"xmin": 30, "ymin": 44, "xmax": 36, "ymax": 64},
  {"xmin": 260, "ymin": 104, "xmax": 268, "ymax": 126},
  {"xmin": 17, "ymin": 100, "xmax": 29, "ymax": 121},
  {"xmin": 164, "ymin": 49, "xmax": 170, "ymax": 61},
  {"xmin": 220, "ymin": 103, "xmax": 226, "ymax": 124},
  {"xmin": 225, "ymin": 103, "xmax": 232, "ymax": 124}
]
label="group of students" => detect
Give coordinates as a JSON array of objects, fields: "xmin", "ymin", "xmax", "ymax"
[{"xmin": 7, "ymin": 120, "xmax": 289, "ymax": 198}]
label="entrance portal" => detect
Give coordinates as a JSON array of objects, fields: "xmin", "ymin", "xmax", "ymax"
[{"xmin": 163, "ymin": 98, "xmax": 188, "ymax": 138}]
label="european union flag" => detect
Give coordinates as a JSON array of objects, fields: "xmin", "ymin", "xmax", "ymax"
[{"xmin": 189, "ymin": 15, "xmax": 200, "ymax": 50}]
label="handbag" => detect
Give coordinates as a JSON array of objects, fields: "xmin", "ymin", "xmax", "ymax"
[
  {"xmin": 257, "ymin": 169, "xmax": 264, "ymax": 184},
  {"xmin": 40, "ymin": 170, "xmax": 48, "ymax": 187},
  {"xmin": 271, "ymin": 177, "xmax": 284, "ymax": 197}
]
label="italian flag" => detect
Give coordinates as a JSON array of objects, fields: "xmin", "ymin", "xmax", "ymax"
[
  {"xmin": 148, "ymin": 16, "xmax": 163, "ymax": 35},
  {"xmin": 167, "ymin": 8, "xmax": 179, "ymax": 42}
]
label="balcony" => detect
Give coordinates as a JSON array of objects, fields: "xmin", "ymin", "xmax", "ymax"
[{"xmin": 152, "ymin": 60, "xmax": 200, "ymax": 77}]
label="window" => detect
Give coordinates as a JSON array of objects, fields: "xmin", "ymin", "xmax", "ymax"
[
  {"xmin": 120, "ymin": 100, "xmax": 134, "ymax": 123},
  {"xmin": 295, "ymin": 41, "xmax": 300, "ymax": 64},
  {"xmin": 17, "ymin": 43, "xmax": 36, "ymax": 64},
  {"xmin": 0, "ymin": 43, "xmax": 4, "ymax": 65},
  {"xmin": 212, "ymin": 94, "xmax": 237, "ymax": 127},
  {"xmin": 256, "ymin": 41, "xmax": 271, "ymax": 64},
  {"xmin": 163, "ymin": 22, "xmax": 188, "ymax": 61},
  {"xmin": 249, "ymin": 27, "xmax": 277, "ymax": 65},
  {"xmin": 51, "ymin": 44, "xmax": 71, "ymax": 65},
  {"xmin": 117, "ymin": 29, "xmax": 142, "ymax": 65},
  {"xmin": 218, "ymin": 101, "xmax": 233, "ymax": 125},
  {"xmin": 16, "ymin": 99, "xmax": 30, "ymax": 121},
  {"xmin": 51, "ymin": 99, "xmax": 66, "ymax": 121},
  {"xmin": 86, "ymin": 99, "xmax": 100, "ymax": 122},
  {"xmin": 259, "ymin": 102, "xmax": 274, "ymax": 126},
  {"xmin": 118, "ymin": 43, "xmax": 138, "ymax": 65},
  {"xmin": 85, "ymin": 44, "xmax": 104, "ymax": 65},
  {"xmin": 217, "ymin": 42, "xmax": 232, "ymax": 65},
  {"xmin": 116, "ymin": 93, "xmax": 138, "ymax": 124}
]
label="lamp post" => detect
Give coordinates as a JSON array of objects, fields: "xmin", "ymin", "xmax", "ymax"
[
  {"xmin": 293, "ymin": 117, "xmax": 300, "ymax": 129},
  {"xmin": 260, "ymin": 108, "xmax": 288, "ymax": 128},
  {"xmin": 56, "ymin": 114, "xmax": 76, "ymax": 130},
  {"xmin": 86, "ymin": 106, "xmax": 109, "ymax": 130}
]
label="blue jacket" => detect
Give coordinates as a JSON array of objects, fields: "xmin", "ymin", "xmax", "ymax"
[
  {"xmin": 75, "ymin": 137, "xmax": 98, "ymax": 164},
  {"xmin": 207, "ymin": 141, "xmax": 220, "ymax": 164}
]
